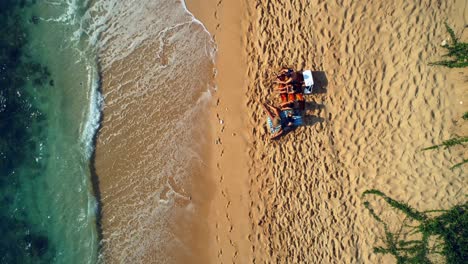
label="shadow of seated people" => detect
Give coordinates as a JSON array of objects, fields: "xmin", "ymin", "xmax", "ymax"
[
  {"xmin": 303, "ymin": 115, "xmax": 325, "ymax": 127},
  {"xmin": 311, "ymin": 71, "xmax": 328, "ymax": 94},
  {"xmin": 304, "ymin": 101, "xmax": 325, "ymax": 111},
  {"xmin": 272, "ymin": 114, "xmax": 324, "ymax": 140}
]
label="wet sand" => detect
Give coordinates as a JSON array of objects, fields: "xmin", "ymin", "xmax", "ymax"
[
  {"xmin": 93, "ymin": 1, "xmax": 217, "ymax": 263},
  {"xmin": 186, "ymin": 0, "xmax": 252, "ymax": 262},
  {"xmin": 188, "ymin": 0, "xmax": 467, "ymax": 263}
]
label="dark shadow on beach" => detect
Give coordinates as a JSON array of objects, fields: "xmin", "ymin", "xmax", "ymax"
[
  {"xmin": 304, "ymin": 101, "xmax": 325, "ymax": 111},
  {"xmin": 311, "ymin": 71, "xmax": 328, "ymax": 94},
  {"xmin": 274, "ymin": 112, "xmax": 324, "ymax": 140},
  {"xmin": 303, "ymin": 101, "xmax": 325, "ymax": 126},
  {"xmin": 303, "ymin": 115, "xmax": 325, "ymax": 126},
  {"xmin": 89, "ymin": 66, "xmax": 104, "ymax": 256}
]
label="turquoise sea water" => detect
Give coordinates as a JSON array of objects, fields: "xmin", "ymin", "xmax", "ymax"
[{"xmin": 1, "ymin": 1, "xmax": 100, "ymax": 263}]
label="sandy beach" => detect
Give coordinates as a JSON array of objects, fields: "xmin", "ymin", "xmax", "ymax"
[
  {"xmin": 186, "ymin": 0, "xmax": 251, "ymax": 262},
  {"xmin": 93, "ymin": 1, "xmax": 218, "ymax": 263},
  {"xmin": 187, "ymin": 0, "xmax": 467, "ymax": 263},
  {"xmin": 93, "ymin": 0, "xmax": 467, "ymax": 263}
]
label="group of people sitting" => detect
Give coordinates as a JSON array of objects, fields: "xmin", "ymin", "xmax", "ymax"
[
  {"xmin": 262, "ymin": 67, "xmax": 306, "ymax": 139},
  {"xmin": 275, "ymin": 68, "xmax": 306, "ymax": 110}
]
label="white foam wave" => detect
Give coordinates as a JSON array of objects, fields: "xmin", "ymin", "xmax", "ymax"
[
  {"xmin": 77, "ymin": 0, "xmax": 217, "ymax": 70},
  {"xmin": 43, "ymin": 0, "xmax": 80, "ymax": 24},
  {"xmin": 80, "ymin": 63, "xmax": 103, "ymax": 160},
  {"xmin": 181, "ymin": 0, "xmax": 217, "ymax": 48}
]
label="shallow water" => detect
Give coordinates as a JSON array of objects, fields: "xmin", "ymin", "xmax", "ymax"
[
  {"xmin": 0, "ymin": 1, "xmax": 100, "ymax": 263},
  {"xmin": 1, "ymin": 0, "xmax": 216, "ymax": 262}
]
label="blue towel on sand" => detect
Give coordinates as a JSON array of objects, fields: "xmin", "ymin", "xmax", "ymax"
[{"xmin": 280, "ymin": 109, "xmax": 303, "ymax": 126}]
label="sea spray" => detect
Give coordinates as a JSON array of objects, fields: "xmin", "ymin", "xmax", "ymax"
[{"xmin": 81, "ymin": 64, "xmax": 103, "ymax": 160}]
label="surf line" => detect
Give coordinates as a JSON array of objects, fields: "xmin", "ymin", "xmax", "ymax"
[{"xmin": 85, "ymin": 61, "xmax": 105, "ymax": 258}]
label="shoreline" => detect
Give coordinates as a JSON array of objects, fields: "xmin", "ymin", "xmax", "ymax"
[
  {"xmin": 91, "ymin": 0, "xmax": 467, "ymax": 262},
  {"xmin": 88, "ymin": 64, "xmax": 104, "ymax": 262},
  {"xmin": 185, "ymin": 0, "xmax": 252, "ymax": 262},
  {"xmin": 92, "ymin": 1, "xmax": 219, "ymax": 262}
]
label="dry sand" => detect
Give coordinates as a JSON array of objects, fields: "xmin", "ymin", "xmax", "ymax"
[{"xmin": 188, "ymin": 0, "xmax": 467, "ymax": 263}]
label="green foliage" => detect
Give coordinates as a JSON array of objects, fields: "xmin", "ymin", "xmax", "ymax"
[
  {"xmin": 450, "ymin": 159, "xmax": 468, "ymax": 170},
  {"xmin": 363, "ymin": 190, "xmax": 427, "ymax": 221},
  {"xmin": 422, "ymin": 113, "xmax": 467, "ymax": 170},
  {"xmin": 421, "ymin": 137, "xmax": 468, "ymax": 151},
  {"xmin": 429, "ymin": 23, "xmax": 468, "ymax": 68},
  {"xmin": 363, "ymin": 190, "xmax": 468, "ymax": 263}
]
